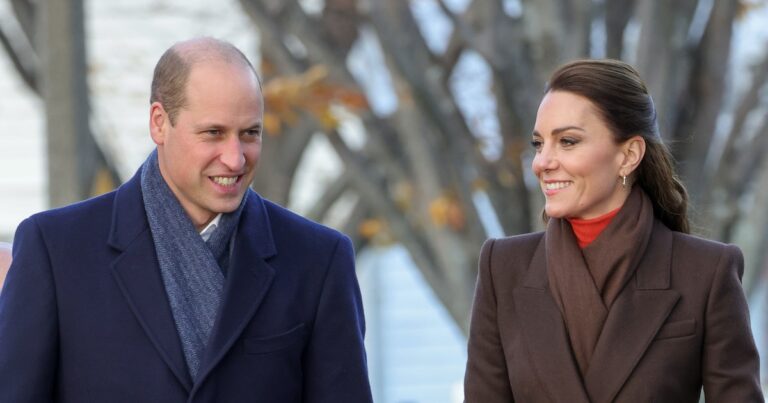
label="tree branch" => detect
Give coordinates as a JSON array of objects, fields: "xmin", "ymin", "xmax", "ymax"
[
  {"xmin": 0, "ymin": 11, "xmax": 38, "ymax": 93},
  {"xmin": 10, "ymin": 0, "xmax": 35, "ymax": 50},
  {"xmin": 340, "ymin": 199, "xmax": 370, "ymax": 254},
  {"xmin": 604, "ymin": 0, "xmax": 636, "ymax": 58},
  {"xmin": 307, "ymin": 169, "xmax": 352, "ymax": 222},
  {"xmin": 674, "ymin": 0, "xmax": 737, "ymax": 203}
]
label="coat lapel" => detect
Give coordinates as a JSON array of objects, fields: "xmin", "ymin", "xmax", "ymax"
[
  {"xmin": 193, "ymin": 191, "xmax": 277, "ymax": 390},
  {"xmin": 513, "ymin": 237, "xmax": 591, "ymax": 403},
  {"xmin": 108, "ymin": 173, "xmax": 193, "ymax": 392},
  {"xmin": 584, "ymin": 222, "xmax": 680, "ymax": 402}
]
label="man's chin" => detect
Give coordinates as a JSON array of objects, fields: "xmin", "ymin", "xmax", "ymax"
[{"xmin": 211, "ymin": 195, "xmax": 247, "ymax": 214}]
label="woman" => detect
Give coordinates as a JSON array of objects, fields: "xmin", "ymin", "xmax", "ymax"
[
  {"xmin": 0, "ymin": 242, "xmax": 11, "ymax": 291},
  {"xmin": 464, "ymin": 59, "xmax": 763, "ymax": 402}
]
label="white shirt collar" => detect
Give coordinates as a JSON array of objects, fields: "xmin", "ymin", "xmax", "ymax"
[{"xmin": 199, "ymin": 213, "xmax": 223, "ymax": 242}]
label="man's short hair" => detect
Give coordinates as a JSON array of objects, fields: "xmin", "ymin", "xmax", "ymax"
[{"xmin": 149, "ymin": 37, "xmax": 261, "ymax": 125}]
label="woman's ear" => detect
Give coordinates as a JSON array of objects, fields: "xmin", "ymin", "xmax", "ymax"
[
  {"xmin": 620, "ymin": 135, "xmax": 646, "ymax": 177},
  {"xmin": 149, "ymin": 102, "xmax": 168, "ymax": 145}
]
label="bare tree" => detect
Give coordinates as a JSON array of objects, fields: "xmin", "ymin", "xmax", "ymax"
[
  {"xmin": 237, "ymin": 0, "xmax": 768, "ymax": 333},
  {"xmin": 4, "ymin": 0, "xmax": 763, "ymax": 333},
  {"xmin": 1, "ymin": 0, "xmax": 120, "ymax": 207}
]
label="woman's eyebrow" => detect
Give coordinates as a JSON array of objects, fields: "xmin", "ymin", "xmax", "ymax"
[{"xmin": 532, "ymin": 126, "xmax": 586, "ymax": 137}]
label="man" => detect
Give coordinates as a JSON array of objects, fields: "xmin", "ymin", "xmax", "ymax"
[
  {"xmin": 0, "ymin": 242, "xmax": 10, "ymax": 290},
  {"xmin": 0, "ymin": 37, "xmax": 373, "ymax": 402}
]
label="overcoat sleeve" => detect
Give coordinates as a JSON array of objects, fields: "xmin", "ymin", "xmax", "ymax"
[
  {"xmin": 0, "ymin": 217, "xmax": 59, "ymax": 402},
  {"xmin": 464, "ymin": 238, "xmax": 515, "ymax": 403},
  {"xmin": 302, "ymin": 235, "xmax": 373, "ymax": 403},
  {"xmin": 702, "ymin": 244, "xmax": 763, "ymax": 402}
]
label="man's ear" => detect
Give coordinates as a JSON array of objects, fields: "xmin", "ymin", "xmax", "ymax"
[
  {"xmin": 149, "ymin": 102, "xmax": 169, "ymax": 145},
  {"xmin": 620, "ymin": 135, "xmax": 646, "ymax": 177}
]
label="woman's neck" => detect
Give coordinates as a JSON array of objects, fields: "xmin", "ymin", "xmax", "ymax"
[{"xmin": 567, "ymin": 207, "xmax": 621, "ymax": 248}]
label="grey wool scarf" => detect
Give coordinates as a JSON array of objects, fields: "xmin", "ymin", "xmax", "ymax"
[{"xmin": 140, "ymin": 150, "xmax": 246, "ymax": 381}]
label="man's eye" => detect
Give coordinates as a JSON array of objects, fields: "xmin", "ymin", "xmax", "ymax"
[
  {"xmin": 244, "ymin": 129, "xmax": 261, "ymax": 137},
  {"xmin": 206, "ymin": 129, "xmax": 222, "ymax": 136}
]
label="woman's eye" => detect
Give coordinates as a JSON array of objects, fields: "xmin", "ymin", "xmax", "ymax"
[
  {"xmin": 560, "ymin": 137, "xmax": 578, "ymax": 146},
  {"xmin": 530, "ymin": 139, "xmax": 543, "ymax": 150}
]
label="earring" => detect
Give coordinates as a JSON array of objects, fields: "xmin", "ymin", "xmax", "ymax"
[{"xmin": 622, "ymin": 175, "xmax": 627, "ymax": 187}]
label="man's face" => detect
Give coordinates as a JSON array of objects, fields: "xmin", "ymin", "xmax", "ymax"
[{"xmin": 150, "ymin": 61, "xmax": 263, "ymax": 230}]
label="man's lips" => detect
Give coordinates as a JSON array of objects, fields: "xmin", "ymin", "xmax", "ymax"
[{"xmin": 210, "ymin": 175, "xmax": 241, "ymax": 187}]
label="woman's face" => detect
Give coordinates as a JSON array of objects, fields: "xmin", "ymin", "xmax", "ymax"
[{"xmin": 531, "ymin": 91, "xmax": 629, "ymax": 219}]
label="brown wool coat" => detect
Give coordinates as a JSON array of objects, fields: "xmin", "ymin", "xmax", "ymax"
[{"xmin": 464, "ymin": 221, "xmax": 763, "ymax": 403}]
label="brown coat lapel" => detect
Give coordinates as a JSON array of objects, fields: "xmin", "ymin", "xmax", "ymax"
[
  {"xmin": 583, "ymin": 221, "xmax": 680, "ymax": 402},
  {"xmin": 513, "ymin": 237, "xmax": 591, "ymax": 403}
]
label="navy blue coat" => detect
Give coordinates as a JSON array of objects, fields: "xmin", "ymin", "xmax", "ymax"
[{"xmin": 0, "ymin": 170, "xmax": 373, "ymax": 402}]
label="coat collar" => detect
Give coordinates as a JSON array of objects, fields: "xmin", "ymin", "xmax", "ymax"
[
  {"xmin": 515, "ymin": 220, "xmax": 680, "ymax": 402},
  {"xmin": 108, "ymin": 171, "xmax": 277, "ymax": 393}
]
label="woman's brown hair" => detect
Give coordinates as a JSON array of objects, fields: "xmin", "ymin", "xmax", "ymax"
[{"xmin": 545, "ymin": 59, "xmax": 690, "ymax": 233}]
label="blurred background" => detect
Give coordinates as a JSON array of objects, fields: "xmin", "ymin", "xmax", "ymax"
[{"xmin": 1, "ymin": 0, "xmax": 767, "ymax": 401}]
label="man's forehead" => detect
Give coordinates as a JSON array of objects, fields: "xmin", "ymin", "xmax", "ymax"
[
  {"xmin": 173, "ymin": 39, "xmax": 254, "ymax": 74},
  {"xmin": 187, "ymin": 60, "xmax": 258, "ymax": 84},
  {"xmin": 179, "ymin": 62, "xmax": 264, "ymax": 115}
]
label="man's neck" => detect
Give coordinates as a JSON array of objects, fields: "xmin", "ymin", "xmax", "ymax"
[{"xmin": 199, "ymin": 214, "xmax": 223, "ymax": 240}]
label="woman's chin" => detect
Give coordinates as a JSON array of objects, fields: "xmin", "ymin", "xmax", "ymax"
[{"xmin": 544, "ymin": 207, "xmax": 567, "ymax": 219}]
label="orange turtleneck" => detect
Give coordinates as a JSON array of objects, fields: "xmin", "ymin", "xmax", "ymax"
[{"xmin": 567, "ymin": 207, "xmax": 621, "ymax": 249}]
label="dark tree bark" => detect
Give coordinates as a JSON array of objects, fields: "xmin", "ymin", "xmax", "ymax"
[{"xmin": 2, "ymin": 0, "xmax": 121, "ymax": 206}]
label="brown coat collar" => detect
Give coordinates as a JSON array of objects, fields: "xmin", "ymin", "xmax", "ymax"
[{"xmin": 513, "ymin": 220, "xmax": 680, "ymax": 402}]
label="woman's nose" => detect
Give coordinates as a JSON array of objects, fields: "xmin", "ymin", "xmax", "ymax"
[{"xmin": 532, "ymin": 146, "xmax": 557, "ymax": 174}]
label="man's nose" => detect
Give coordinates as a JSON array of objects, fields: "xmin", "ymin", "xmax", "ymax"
[{"xmin": 220, "ymin": 134, "xmax": 246, "ymax": 171}]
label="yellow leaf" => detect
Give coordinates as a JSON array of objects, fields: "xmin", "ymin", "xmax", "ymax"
[
  {"xmin": 429, "ymin": 196, "xmax": 451, "ymax": 227},
  {"xmin": 313, "ymin": 109, "xmax": 337, "ymax": 129},
  {"xmin": 337, "ymin": 91, "xmax": 369, "ymax": 110},
  {"xmin": 359, "ymin": 218, "xmax": 384, "ymax": 239},
  {"xmin": 302, "ymin": 65, "xmax": 329, "ymax": 86},
  {"xmin": 90, "ymin": 168, "xmax": 116, "ymax": 197},
  {"xmin": 429, "ymin": 194, "xmax": 466, "ymax": 231},
  {"xmin": 263, "ymin": 112, "xmax": 282, "ymax": 136},
  {"xmin": 261, "ymin": 64, "xmax": 371, "ymax": 133}
]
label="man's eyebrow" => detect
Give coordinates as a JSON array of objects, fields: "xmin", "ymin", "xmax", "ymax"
[{"xmin": 194, "ymin": 122, "xmax": 226, "ymax": 130}]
